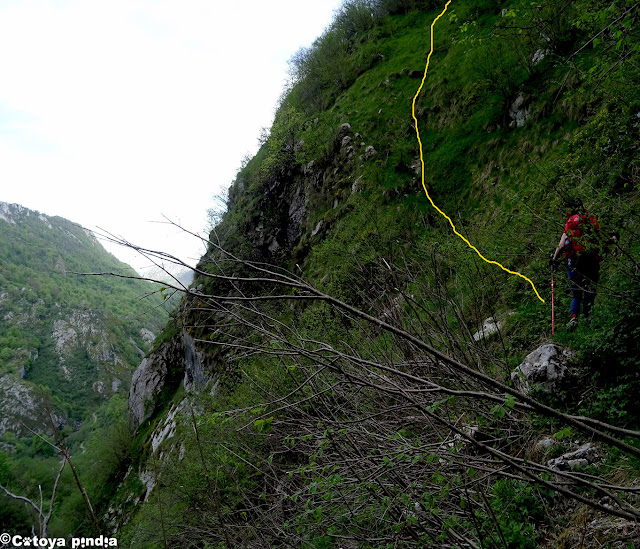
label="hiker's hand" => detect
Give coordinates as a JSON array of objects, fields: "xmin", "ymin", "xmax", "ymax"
[{"xmin": 549, "ymin": 256, "xmax": 558, "ymax": 272}]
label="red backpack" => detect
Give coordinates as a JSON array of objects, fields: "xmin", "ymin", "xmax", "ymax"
[{"xmin": 564, "ymin": 214, "xmax": 600, "ymax": 258}]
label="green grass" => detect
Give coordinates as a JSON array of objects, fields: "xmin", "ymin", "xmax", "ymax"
[{"xmin": 115, "ymin": 0, "xmax": 640, "ymax": 545}]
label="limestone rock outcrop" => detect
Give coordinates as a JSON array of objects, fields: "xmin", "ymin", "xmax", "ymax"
[
  {"xmin": 129, "ymin": 329, "xmax": 214, "ymax": 429},
  {"xmin": 129, "ymin": 339, "xmax": 183, "ymax": 429},
  {"xmin": 473, "ymin": 317, "xmax": 504, "ymax": 342},
  {"xmin": 548, "ymin": 442, "xmax": 599, "ymax": 470},
  {"xmin": 183, "ymin": 330, "xmax": 207, "ymax": 392},
  {"xmin": 511, "ymin": 343, "xmax": 573, "ymax": 395},
  {"xmin": 0, "ymin": 375, "xmax": 50, "ymax": 436}
]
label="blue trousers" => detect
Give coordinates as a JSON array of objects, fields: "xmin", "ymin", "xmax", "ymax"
[{"xmin": 567, "ymin": 253, "xmax": 600, "ymax": 317}]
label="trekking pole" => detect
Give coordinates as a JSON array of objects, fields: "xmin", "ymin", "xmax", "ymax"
[{"xmin": 551, "ymin": 274, "xmax": 555, "ymax": 336}]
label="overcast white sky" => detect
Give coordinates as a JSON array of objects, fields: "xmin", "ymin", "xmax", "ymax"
[{"xmin": 0, "ymin": 0, "xmax": 343, "ymax": 272}]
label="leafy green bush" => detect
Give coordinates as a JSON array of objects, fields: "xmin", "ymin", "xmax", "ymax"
[
  {"xmin": 481, "ymin": 479, "xmax": 547, "ymax": 548},
  {"xmin": 260, "ymin": 104, "xmax": 305, "ymax": 178}
]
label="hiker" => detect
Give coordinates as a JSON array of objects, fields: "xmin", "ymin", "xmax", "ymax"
[{"xmin": 550, "ymin": 198, "xmax": 602, "ymax": 331}]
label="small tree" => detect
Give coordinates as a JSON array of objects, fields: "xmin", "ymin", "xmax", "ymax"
[{"xmin": 0, "ymin": 458, "xmax": 65, "ymax": 537}]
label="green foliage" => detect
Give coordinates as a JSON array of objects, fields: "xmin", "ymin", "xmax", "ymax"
[
  {"xmin": 260, "ymin": 103, "xmax": 305, "ymax": 178},
  {"xmin": 570, "ymin": 290, "xmax": 640, "ymax": 425},
  {"xmin": 0, "ymin": 395, "xmax": 137, "ymax": 537},
  {"xmin": 467, "ymin": 36, "xmax": 529, "ymax": 111},
  {"xmin": 287, "ymin": 0, "xmax": 386, "ymax": 115},
  {"xmin": 480, "ymin": 479, "xmax": 546, "ymax": 548},
  {"xmin": 0, "ymin": 205, "xmax": 169, "ymax": 420},
  {"xmin": 0, "ymin": 205, "xmax": 175, "ymax": 535},
  {"xmin": 121, "ymin": 0, "xmax": 640, "ymax": 546}
]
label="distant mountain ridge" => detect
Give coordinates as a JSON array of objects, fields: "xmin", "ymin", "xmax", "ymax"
[
  {"xmin": 139, "ymin": 264, "xmax": 194, "ymax": 287},
  {"xmin": 0, "ymin": 201, "xmax": 166, "ymax": 437}
]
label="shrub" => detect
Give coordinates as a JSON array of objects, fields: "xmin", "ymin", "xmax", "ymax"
[
  {"xmin": 467, "ymin": 35, "xmax": 529, "ymax": 117},
  {"xmin": 481, "ymin": 479, "xmax": 546, "ymax": 548}
]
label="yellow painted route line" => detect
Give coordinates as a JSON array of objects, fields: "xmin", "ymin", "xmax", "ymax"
[{"xmin": 411, "ymin": 1, "xmax": 544, "ymax": 303}]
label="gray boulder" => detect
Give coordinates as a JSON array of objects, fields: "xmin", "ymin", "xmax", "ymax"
[
  {"xmin": 473, "ymin": 317, "xmax": 504, "ymax": 342},
  {"xmin": 535, "ymin": 437, "xmax": 556, "ymax": 452},
  {"xmin": 511, "ymin": 344, "xmax": 573, "ymax": 395},
  {"xmin": 311, "ymin": 220, "xmax": 325, "ymax": 237},
  {"xmin": 509, "ymin": 92, "xmax": 530, "ymax": 128},
  {"xmin": 338, "ymin": 123, "xmax": 352, "ymax": 137},
  {"xmin": 548, "ymin": 442, "xmax": 598, "ymax": 470}
]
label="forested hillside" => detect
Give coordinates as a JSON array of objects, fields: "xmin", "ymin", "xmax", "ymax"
[
  {"xmin": 0, "ymin": 202, "xmax": 171, "ymax": 536},
  {"xmin": 27, "ymin": 0, "xmax": 640, "ymax": 546}
]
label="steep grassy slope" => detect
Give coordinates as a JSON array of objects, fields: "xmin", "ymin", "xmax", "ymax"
[
  {"xmin": 113, "ymin": 1, "xmax": 639, "ymax": 547},
  {"xmin": 220, "ymin": 0, "xmax": 639, "ymax": 419}
]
